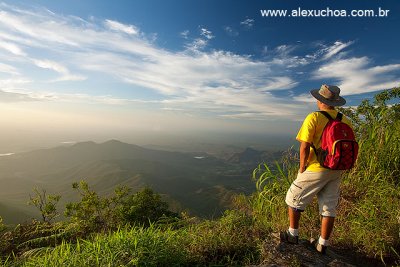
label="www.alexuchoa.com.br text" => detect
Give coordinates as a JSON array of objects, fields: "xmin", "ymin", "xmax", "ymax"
[{"xmin": 260, "ymin": 7, "xmax": 390, "ymax": 18}]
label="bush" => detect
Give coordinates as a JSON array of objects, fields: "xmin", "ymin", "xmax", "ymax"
[
  {"xmin": 64, "ymin": 181, "xmax": 178, "ymax": 232},
  {"xmin": 115, "ymin": 187, "xmax": 178, "ymax": 227},
  {"xmin": 28, "ymin": 187, "xmax": 61, "ymax": 223}
]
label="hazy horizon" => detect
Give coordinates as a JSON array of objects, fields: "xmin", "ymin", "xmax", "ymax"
[{"xmin": 0, "ymin": 130, "xmax": 295, "ymax": 155}]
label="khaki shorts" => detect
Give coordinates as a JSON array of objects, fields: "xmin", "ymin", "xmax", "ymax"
[{"xmin": 285, "ymin": 170, "xmax": 343, "ymax": 217}]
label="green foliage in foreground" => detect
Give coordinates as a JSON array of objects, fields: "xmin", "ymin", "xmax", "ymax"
[
  {"xmin": 28, "ymin": 187, "xmax": 61, "ymax": 223},
  {"xmin": 1, "ymin": 211, "xmax": 262, "ymax": 267}
]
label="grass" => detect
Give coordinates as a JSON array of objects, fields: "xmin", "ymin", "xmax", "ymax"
[{"xmin": 3, "ymin": 211, "xmax": 262, "ymax": 267}]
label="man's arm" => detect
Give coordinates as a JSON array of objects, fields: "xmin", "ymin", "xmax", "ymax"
[{"xmin": 299, "ymin": 141, "xmax": 311, "ymax": 173}]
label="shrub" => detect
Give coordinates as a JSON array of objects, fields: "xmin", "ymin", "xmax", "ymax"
[
  {"xmin": 64, "ymin": 181, "xmax": 178, "ymax": 232},
  {"xmin": 28, "ymin": 187, "xmax": 61, "ymax": 223},
  {"xmin": 115, "ymin": 187, "xmax": 178, "ymax": 227}
]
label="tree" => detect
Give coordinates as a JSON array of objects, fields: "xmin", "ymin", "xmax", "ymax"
[
  {"xmin": 65, "ymin": 181, "xmax": 177, "ymax": 231},
  {"xmin": 117, "ymin": 187, "xmax": 177, "ymax": 227},
  {"xmin": 0, "ymin": 216, "xmax": 5, "ymax": 232},
  {"xmin": 64, "ymin": 181, "xmax": 111, "ymax": 231},
  {"xmin": 28, "ymin": 187, "xmax": 61, "ymax": 223}
]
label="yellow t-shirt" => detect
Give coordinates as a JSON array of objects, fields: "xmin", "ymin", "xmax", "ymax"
[{"xmin": 296, "ymin": 110, "xmax": 352, "ymax": 172}]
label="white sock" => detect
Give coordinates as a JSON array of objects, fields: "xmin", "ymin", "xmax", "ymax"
[
  {"xmin": 288, "ymin": 227, "xmax": 299, "ymax": 237},
  {"xmin": 318, "ymin": 236, "xmax": 329, "ymax": 246}
]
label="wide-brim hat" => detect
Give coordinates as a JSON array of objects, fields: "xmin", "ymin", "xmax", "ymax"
[{"xmin": 310, "ymin": 84, "xmax": 346, "ymax": 106}]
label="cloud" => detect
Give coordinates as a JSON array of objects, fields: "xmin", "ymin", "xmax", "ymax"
[
  {"xmin": 0, "ymin": 78, "xmax": 32, "ymax": 89},
  {"xmin": 185, "ymin": 38, "xmax": 208, "ymax": 51},
  {"xmin": 180, "ymin": 30, "xmax": 189, "ymax": 39},
  {"xmin": 0, "ymin": 40, "xmax": 26, "ymax": 56},
  {"xmin": 223, "ymin": 26, "xmax": 239, "ymax": 37},
  {"xmin": 0, "ymin": 63, "xmax": 19, "ymax": 75},
  {"xmin": 322, "ymin": 41, "xmax": 354, "ymax": 60},
  {"xmin": 240, "ymin": 18, "xmax": 254, "ymax": 28},
  {"xmin": 33, "ymin": 59, "xmax": 68, "ymax": 73},
  {"xmin": 0, "ymin": 89, "xmax": 37, "ymax": 102},
  {"xmin": 200, "ymin": 27, "xmax": 214, "ymax": 40},
  {"xmin": 313, "ymin": 56, "xmax": 400, "ymax": 94},
  {"xmin": 104, "ymin": 19, "xmax": 139, "ymax": 35},
  {"xmin": 268, "ymin": 44, "xmax": 313, "ymax": 68},
  {"xmin": 261, "ymin": 46, "xmax": 268, "ymax": 56},
  {"xmin": 183, "ymin": 27, "xmax": 214, "ymax": 51},
  {"xmin": 32, "ymin": 59, "xmax": 86, "ymax": 81}
]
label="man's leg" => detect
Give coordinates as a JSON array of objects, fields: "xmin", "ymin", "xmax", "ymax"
[
  {"xmin": 316, "ymin": 171, "xmax": 342, "ymax": 252},
  {"xmin": 280, "ymin": 207, "xmax": 301, "ymax": 244},
  {"xmin": 289, "ymin": 206, "xmax": 301, "ymax": 229},
  {"xmin": 320, "ymin": 216, "xmax": 335, "ymax": 240}
]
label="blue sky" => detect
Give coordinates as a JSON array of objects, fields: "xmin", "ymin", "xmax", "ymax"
[{"xmin": 0, "ymin": 0, "xmax": 399, "ymax": 150}]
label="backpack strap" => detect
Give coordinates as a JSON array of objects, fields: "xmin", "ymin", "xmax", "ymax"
[
  {"xmin": 317, "ymin": 111, "xmax": 343, "ymax": 121},
  {"xmin": 310, "ymin": 111, "xmax": 343, "ymax": 152},
  {"xmin": 336, "ymin": 112, "xmax": 343, "ymax": 121}
]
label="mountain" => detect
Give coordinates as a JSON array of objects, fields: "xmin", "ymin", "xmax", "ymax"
[
  {"xmin": 0, "ymin": 140, "xmax": 274, "ymax": 224},
  {"xmin": 228, "ymin": 147, "xmax": 283, "ymax": 166}
]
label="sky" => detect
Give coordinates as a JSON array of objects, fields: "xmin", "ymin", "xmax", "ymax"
[{"xmin": 0, "ymin": 0, "xmax": 399, "ymax": 152}]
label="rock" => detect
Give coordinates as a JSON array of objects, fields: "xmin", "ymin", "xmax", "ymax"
[{"xmin": 256, "ymin": 233, "xmax": 363, "ymax": 267}]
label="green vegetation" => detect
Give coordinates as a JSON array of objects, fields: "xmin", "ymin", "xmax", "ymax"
[
  {"xmin": 28, "ymin": 187, "xmax": 61, "ymax": 223},
  {"xmin": 0, "ymin": 88, "xmax": 399, "ymax": 266}
]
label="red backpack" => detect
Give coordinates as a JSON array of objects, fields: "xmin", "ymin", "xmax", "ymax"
[{"xmin": 312, "ymin": 111, "xmax": 359, "ymax": 170}]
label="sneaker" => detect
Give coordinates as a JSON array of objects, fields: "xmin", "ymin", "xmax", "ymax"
[
  {"xmin": 279, "ymin": 230, "xmax": 299, "ymax": 244},
  {"xmin": 310, "ymin": 238, "xmax": 327, "ymax": 254}
]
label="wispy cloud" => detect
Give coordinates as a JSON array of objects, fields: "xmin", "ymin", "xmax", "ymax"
[
  {"xmin": 32, "ymin": 59, "xmax": 86, "ymax": 81},
  {"xmin": 180, "ymin": 30, "xmax": 189, "ymax": 39},
  {"xmin": 0, "ymin": 40, "xmax": 26, "ymax": 56},
  {"xmin": 200, "ymin": 27, "xmax": 214, "ymax": 40},
  {"xmin": 0, "ymin": 89, "xmax": 37, "ymax": 103},
  {"xmin": 313, "ymin": 56, "xmax": 400, "ymax": 94},
  {"xmin": 322, "ymin": 41, "xmax": 354, "ymax": 60},
  {"xmin": 223, "ymin": 26, "xmax": 238, "ymax": 37},
  {"xmin": 104, "ymin": 19, "xmax": 139, "ymax": 35},
  {"xmin": 240, "ymin": 18, "xmax": 254, "ymax": 28},
  {"xmin": 0, "ymin": 63, "xmax": 19, "ymax": 75}
]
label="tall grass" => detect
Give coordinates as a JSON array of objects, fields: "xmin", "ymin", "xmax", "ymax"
[
  {"xmin": 251, "ymin": 149, "xmax": 321, "ymax": 239},
  {"xmin": 10, "ymin": 226, "xmax": 187, "ymax": 267},
  {"xmin": 4, "ymin": 210, "xmax": 262, "ymax": 267}
]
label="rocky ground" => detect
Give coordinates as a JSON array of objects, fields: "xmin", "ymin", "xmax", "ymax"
[{"xmin": 249, "ymin": 234, "xmax": 387, "ymax": 267}]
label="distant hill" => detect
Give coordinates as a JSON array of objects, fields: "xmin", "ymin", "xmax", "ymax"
[
  {"xmin": 0, "ymin": 203, "xmax": 33, "ymax": 224},
  {"xmin": 0, "ymin": 140, "xmax": 280, "ymax": 224},
  {"xmin": 227, "ymin": 147, "xmax": 283, "ymax": 165}
]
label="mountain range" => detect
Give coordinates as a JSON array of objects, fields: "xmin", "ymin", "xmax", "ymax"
[{"xmin": 0, "ymin": 140, "xmax": 282, "ymax": 224}]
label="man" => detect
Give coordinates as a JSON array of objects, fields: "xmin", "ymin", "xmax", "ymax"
[{"xmin": 281, "ymin": 84, "xmax": 352, "ymax": 254}]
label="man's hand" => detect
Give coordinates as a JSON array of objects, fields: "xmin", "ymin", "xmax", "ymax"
[
  {"xmin": 299, "ymin": 166, "xmax": 307, "ymax": 173},
  {"xmin": 299, "ymin": 141, "xmax": 311, "ymax": 173}
]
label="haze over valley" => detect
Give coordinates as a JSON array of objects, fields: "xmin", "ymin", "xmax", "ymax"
[{"xmin": 0, "ymin": 139, "xmax": 285, "ymax": 224}]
